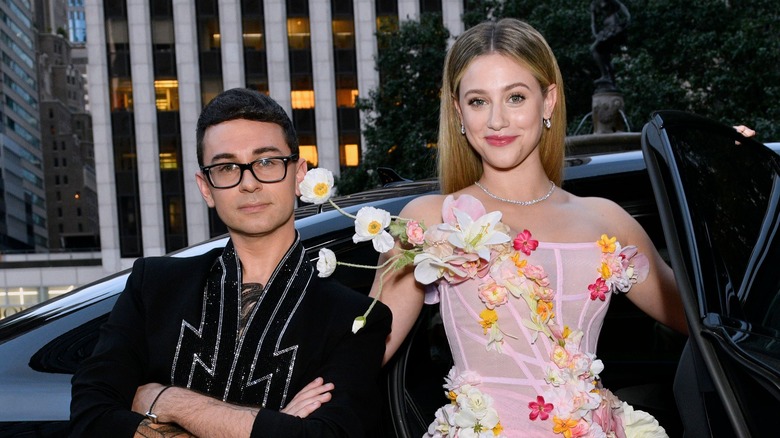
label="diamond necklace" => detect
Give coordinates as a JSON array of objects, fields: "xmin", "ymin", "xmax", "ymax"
[{"xmin": 474, "ymin": 180, "xmax": 556, "ymax": 206}]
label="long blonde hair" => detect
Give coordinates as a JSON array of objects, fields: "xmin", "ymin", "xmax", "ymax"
[{"xmin": 438, "ymin": 18, "xmax": 567, "ymax": 194}]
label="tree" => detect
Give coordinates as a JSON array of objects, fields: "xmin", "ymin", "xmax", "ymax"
[
  {"xmin": 337, "ymin": 14, "xmax": 449, "ymax": 194},
  {"xmin": 465, "ymin": 0, "xmax": 780, "ymax": 139},
  {"xmin": 343, "ymin": 1, "xmax": 779, "ymax": 194}
]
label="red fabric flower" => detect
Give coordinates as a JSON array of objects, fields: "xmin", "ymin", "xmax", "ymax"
[
  {"xmin": 528, "ymin": 395, "xmax": 554, "ymax": 421},
  {"xmin": 588, "ymin": 277, "xmax": 609, "ymax": 301},
  {"xmin": 513, "ymin": 229, "xmax": 539, "ymax": 256}
]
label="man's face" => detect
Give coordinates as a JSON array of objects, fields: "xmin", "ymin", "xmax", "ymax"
[{"xmin": 195, "ymin": 119, "xmax": 307, "ymax": 240}]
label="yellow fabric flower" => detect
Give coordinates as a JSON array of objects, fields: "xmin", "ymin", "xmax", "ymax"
[
  {"xmin": 479, "ymin": 309, "xmax": 499, "ymax": 334},
  {"xmin": 553, "ymin": 416, "xmax": 579, "ymax": 438},
  {"xmin": 492, "ymin": 422, "xmax": 503, "ymax": 435},
  {"xmin": 597, "ymin": 234, "xmax": 617, "ymax": 253},
  {"xmin": 598, "ymin": 261, "xmax": 612, "ymax": 280}
]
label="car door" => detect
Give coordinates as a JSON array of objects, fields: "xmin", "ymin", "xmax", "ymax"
[{"xmin": 641, "ymin": 110, "xmax": 780, "ymax": 438}]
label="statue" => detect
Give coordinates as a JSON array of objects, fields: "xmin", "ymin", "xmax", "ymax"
[{"xmin": 590, "ymin": 0, "xmax": 630, "ymax": 91}]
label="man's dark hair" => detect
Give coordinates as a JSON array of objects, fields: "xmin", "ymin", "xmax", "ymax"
[{"xmin": 196, "ymin": 88, "xmax": 299, "ymax": 166}]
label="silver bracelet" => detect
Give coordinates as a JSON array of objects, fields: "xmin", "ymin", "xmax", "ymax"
[{"xmin": 145, "ymin": 385, "xmax": 173, "ymax": 424}]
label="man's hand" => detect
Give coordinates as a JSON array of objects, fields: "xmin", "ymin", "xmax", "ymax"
[{"xmin": 280, "ymin": 377, "xmax": 334, "ymax": 418}]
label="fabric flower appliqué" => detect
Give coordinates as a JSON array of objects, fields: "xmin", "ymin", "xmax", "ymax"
[
  {"xmin": 587, "ymin": 234, "xmax": 649, "ymax": 301},
  {"xmin": 426, "ymin": 367, "xmax": 505, "ymax": 438},
  {"xmin": 528, "ymin": 396, "xmax": 554, "ymax": 421},
  {"xmin": 513, "ymin": 229, "xmax": 539, "ymax": 256}
]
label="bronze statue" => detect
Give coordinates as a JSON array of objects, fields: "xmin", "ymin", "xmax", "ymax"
[{"xmin": 590, "ymin": 0, "xmax": 630, "ymax": 90}]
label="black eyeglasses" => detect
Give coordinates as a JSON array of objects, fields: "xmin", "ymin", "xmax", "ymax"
[{"xmin": 200, "ymin": 154, "xmax": 299, "ymax": 189}]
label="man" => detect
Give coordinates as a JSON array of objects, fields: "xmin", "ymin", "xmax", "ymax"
[{"xmin": 70, "ymin": 88, "xmax": 392, "ymax": 437}]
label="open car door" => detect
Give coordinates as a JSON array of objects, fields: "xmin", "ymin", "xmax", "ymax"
[{"xmin": 641, "ymin": 110, "xmax": 780, "ymax": 437}]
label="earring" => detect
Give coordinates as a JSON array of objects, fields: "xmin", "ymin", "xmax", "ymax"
[
  {"xmin": 460, "ymin": 124, "xmax": 466, "ymax": 135},
  {"xmin": 543, "ymin": 118, "xmax": 551, "ymax": 129}
]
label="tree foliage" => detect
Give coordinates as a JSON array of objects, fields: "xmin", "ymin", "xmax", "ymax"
[
  {"xmin": 465, "ymin": 0, "xmax": 780, "ymax": 137},
  {"xmin": 337, "ymin": 14, "xmax": 448, "ymax": 194},
  {"xmin": 345, "ymin": 1, "xmax": 779, "ymax": 193}
]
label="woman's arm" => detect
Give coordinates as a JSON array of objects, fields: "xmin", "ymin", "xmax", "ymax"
[
  {"xmin": 370, "ymin": 195, "xmax": 444, "ymax": 365},
  {"xmin": 610, "ymin": 203, "xmax": 689, "ymax": 335}
]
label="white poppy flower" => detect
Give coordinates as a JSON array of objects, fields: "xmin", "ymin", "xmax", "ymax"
[
  {"xmin": 299, "ymin": 168, "xmax": 334, "ymax": 204},
  {"xmin": 316, "ymin": 248, "xmax": 337, "ymax": 278},
  {"xmin": 352, "ymin": 206, "xmax": 394, "ymax": 253}
]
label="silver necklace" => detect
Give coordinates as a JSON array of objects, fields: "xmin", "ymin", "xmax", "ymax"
[{"xmin": 474, "ymin": 180, "xmax": 556, "ymax": 206}]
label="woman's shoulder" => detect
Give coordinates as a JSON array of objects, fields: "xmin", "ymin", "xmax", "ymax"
[
  {"xmin": 400, "ymin": 193, "xmax": 449, "ymax": 224},
  {"xmin": 559, "ymin": 191, "xmax": 643, "ymax": 239}
]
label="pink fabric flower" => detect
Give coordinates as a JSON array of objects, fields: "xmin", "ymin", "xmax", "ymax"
[
  {"xmin": 442, "ymin": 194, "xmax": 486, "ymax": 225},
  {"xmin": 513, "ymin": 229, "xmax": 539, "ymax": 255},
  {"xmin": 522, "ymin": 264, "xmax": 550, "ymax": 287},
  {"xmin": 528, "ymin": 395, "xmax": 554, "ymax": 421},
  {"xmin": 588, "ymin": 277, "xmax": 609, "ymax": 301},
  {"xmin": 592, "ymin": 389, "xmax": 626, "ymax": 438},
  {"xmin": 405, "ymin": 220, "xmax": 425, "ymax": 246},
  {"xmin": 478, "ymin": 282, "xmax": 509, "ymax": 309}
]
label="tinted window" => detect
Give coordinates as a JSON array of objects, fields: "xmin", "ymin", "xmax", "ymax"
[{"xmin": 667, "ymin": 125, "xmax": 780, "ymax": 331}]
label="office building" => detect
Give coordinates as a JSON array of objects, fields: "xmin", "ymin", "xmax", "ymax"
[
  {"xmin": 0, "ymin": 0, "xmax": 46, "ymax": 251},
  {"xmin": 0, "ymin": 0, "xmax": 467, "ymax": 317},
  {"xmin": 87, "ymin": 0, "xmax": 464, "ymax": 273}
]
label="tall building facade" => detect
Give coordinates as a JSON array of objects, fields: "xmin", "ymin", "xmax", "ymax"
[
  {"xmin": 0, "ymin": 0, "xmax": 46, "ymax": 251},
  {"xmin": 0, "ymin": 0, "xmax": 467, "ymax": 319},
  {"xmin": 38, "ymin": 33, "xmax": 98, "ymax": 250},
  {"xmin": 86, "ymin": 0, "xmax": 465, "ymax": 273}
]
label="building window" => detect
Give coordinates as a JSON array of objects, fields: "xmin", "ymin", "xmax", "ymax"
[
  {"xmin": 291, "ymin": 90, "xmax": 315, "ymax": 109},
  {"xmin": 299, "ymin": 145, "xmax": 318, "ymax": 167},
  {"xmin": 154, "ymin": 79, "xmax": 179, "ymax": 111},
  {"xmin": 342, "ymin": 143, "xmax": 359, "ymax": 167},
  {"xmin": 287, "ymin": 18, "xmax": 310, "ymax": 50}
]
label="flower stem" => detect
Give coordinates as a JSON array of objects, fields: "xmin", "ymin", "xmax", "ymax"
[{"xmin": 329, "ymin": 199, "xmax": 356, "ymax": 219}]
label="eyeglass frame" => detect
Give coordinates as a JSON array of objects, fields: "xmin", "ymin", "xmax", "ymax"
[{"xmin": 200, "ymin": 153, "xmax": 300, "ymax": 189}]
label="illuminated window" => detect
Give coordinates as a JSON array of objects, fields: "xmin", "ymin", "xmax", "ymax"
[
  {"xmin": 332, "ymin": 19, "xmax": 354, "ymax": 49},
  {"xmin": 343, "ymin": 143, "xmax": 359, "ymax": 167},
  {"xmin": 336, "ymin": 88, "xmax": 358, "ymax": 108},
  {"xmin": 110, "ymin": 77, "xmax": 133, "ymax": 111},
  {"xmin": 291, "ymin": 90, "xmax": 315, "ymax": 109},
  {"xmin": 159, "ymin": 152, "xmax": 178, "ymax": 170},
  {"xmin": 299, "ymin": 145, "xmax": 318, "ymax": 166},
  {"xmin": 242, "ymin": 19, "xmax": 264, "ymax": 49},
  {"xmin": 154, "ymin": 79, "xmax": 179, "ymax": 111},
  {"xmin": 287, "ymin": 18, "xmax": 310, "ymax": 49},
  {"xmin": 5, "ymin": 287, "xmax": 39, "ymax": 306}
]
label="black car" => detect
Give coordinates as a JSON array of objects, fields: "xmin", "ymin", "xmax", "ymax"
[{"xmin": 0, "ymin": 119, "xmax": 777, "ymax": 437}]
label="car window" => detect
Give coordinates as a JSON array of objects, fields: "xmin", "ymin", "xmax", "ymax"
[{"xmin": 663, "ymin": 122, "xmax": 780, "ymax": 335}]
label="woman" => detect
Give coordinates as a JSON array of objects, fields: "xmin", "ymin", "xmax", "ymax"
[{"xmin": 373, "ymin": 18, "xmax": 687, "ymax": 437}]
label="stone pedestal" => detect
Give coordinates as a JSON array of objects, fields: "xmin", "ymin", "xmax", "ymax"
[{"xmin": 592, "ymin": 90, "xmax": 626, "ymax": 134}]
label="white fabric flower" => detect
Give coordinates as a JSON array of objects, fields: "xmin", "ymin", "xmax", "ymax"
[
  {"xmin": 299, "ymin": 168, "xmax": 334, "ymax": 204},
  {"xmin": 352, "ymin": 206, "xmax": 394, "ymax": 253},
  {"xmin": 621, "ymin": 402, "xmax": 669, "ymax": 438},
  {"xmin": 316, "ymin": 248, "xmax": 337, "ymax": 278},
  {"xmin": 442, "ymin": 210, "xmax": 511, "ymax": 260}
]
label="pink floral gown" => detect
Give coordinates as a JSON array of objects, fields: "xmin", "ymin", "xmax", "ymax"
[{"xmin": 420, "ymin": 195, "xmax": 668, "ymax": 438}]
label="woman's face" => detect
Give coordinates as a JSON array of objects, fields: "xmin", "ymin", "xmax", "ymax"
[{"xmin": 455, "ymin": 53, "xmax": 556, "ymax": 172}]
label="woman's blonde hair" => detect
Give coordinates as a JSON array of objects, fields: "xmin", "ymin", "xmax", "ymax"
[{"xmin": 438, "ymin": 18, "xmax": 567, "ymax": 194}]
